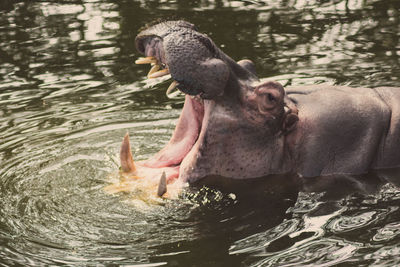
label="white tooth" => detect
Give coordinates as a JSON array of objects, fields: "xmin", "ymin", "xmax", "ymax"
[
  {"xmin": 192, "ymin": 95, "xmax": 201, "ymax": 101},
  {"xmin": 147, "ymin": 64, "xmax": 160, "ymax": 77},
  {"xmin": 120, "ymin": 132, "xmax": 136, "ymax": 173},
  {"xmin": 157, "ymin": 171, "xmax": 167, "ymax": 197},
  {"xmin": 166, "ymin": 81, "xmax": 179, "ymax": 96},
  {"xmin": 135, "ymin": 56, "xmax": 157, "ymax": 64},
  {"xmin": 148, "ymin": 68, "xmax": 170, "ymax": 79}
]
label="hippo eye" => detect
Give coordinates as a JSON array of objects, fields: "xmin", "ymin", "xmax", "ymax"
[{"xmin": 268, "ymin": 93, "xmax": 275, "ymax": 102}]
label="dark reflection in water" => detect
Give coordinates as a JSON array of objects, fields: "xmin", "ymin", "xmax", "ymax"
[
  {"xmin": 0, "ymin": 0, "xmax": 400, "ymax": 266},
  {"xmin": 150, "ymin": 175, "xmax": 299, "ymax": 266}
]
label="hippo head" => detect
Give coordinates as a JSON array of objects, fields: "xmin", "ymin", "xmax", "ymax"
[{"xmin": 129, "ymin": 20, "xmax": 299, "ymax": 185}]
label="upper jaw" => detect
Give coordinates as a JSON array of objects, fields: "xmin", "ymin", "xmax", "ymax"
[
  {"xmin": 135, "ymin": 20, "xmax": 197, "ymax": 54},
  {"xmin": 135, "ymin": 20, "xmax": 262, "ymax": 101},
  {"xmin": 135, "ymin": 21, "xmax": 232, "ymax": 98}
]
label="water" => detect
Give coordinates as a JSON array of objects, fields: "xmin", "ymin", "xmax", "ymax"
[{"xmin": 0, "ymin": 0, "xmax": 400, "ymax": 266}]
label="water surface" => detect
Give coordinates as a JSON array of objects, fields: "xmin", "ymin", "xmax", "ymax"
[{"xmin": 1, "ymin": 0, "xmax": 400, "ymax": 266}]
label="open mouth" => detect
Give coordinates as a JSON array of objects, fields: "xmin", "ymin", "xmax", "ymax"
[
  {"xmin": 120, "ymin": 53, "xmax": 213, "ymax": 186},
  {"xmin": 117, "ymin": 20, "xmax": 231, "ymax": 194},
  {"xmin": 141, "ymin": 91, "xmax": 206, "ymax": 175}
]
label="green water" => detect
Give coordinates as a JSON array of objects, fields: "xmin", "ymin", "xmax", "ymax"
[{"xmin": 0, "ymin": 0, "xmax": 399, "ymax": 266}]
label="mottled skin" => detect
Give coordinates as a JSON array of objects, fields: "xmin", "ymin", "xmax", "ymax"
[
  {"xmin": 134, "ymin": 20, "xmax": 400, "ymax": 184},
  {"xmin": 287, "ymin": 85, "xmax": 400, "ymax": 177},
  {"xmin": 136, "ymin": 20, "xmax": 256, "ymax": 98}
]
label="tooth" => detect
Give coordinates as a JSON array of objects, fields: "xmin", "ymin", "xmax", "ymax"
[
  {"xmin": 157, "ymin": 171, "xmax": 167, "ymax": 197},
  {"xmin": 147, "ymin": 64, "xmax": 161, "ymax": 77},
  {"xmin": 148, "ymin": 68, "xmax": 170, "ymax": 79},
  {"xmin": 284, "ymin": 106, "xmax": 290, "ymax": 114},
  {"xmin": 166, "ymin": 80, "xmax": 179, "ymax": 96},
  {"xmin": 135, "ymin": 57, "xmax": 157, "ymax": 64},
  {"xmin": 120, "ymin": 132, "xmax": 136, "ymax": 173}
]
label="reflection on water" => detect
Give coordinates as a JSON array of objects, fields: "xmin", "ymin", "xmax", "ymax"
[{"xmin": 0, "ymin": 0, "xmax": 400, "ymax": 266}]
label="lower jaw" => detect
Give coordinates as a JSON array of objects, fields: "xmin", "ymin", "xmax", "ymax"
[
  {"xmin": 138, "ymin": 162, "xmax": 180, "ymax": 182},
  {"xmin": 137, "ymin": 96, "xmax": 208, "ymax": 184},
  {"xmin": 177, "ymin": 99, "xmax": 214, "ymax": 183},
  {"xmin": 143, "ymin": 97, "xmax": 213, "ymax": 184}
]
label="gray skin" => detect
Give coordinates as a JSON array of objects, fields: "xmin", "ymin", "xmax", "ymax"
[{"xmin": 136, "ymin": 20, "xmax": 400, "ymax": 184}]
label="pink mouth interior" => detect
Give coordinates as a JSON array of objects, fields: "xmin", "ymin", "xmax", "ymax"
[{"xmin": 141, "ymin": 95, "xmax": 204, "ymax": 180}]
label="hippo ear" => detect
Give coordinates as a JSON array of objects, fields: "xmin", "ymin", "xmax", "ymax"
[
  {"xmin": 283, "ymin": 113, "xmax": 299, "ymax": 133},
  {"xmin": 237, "ymin": 59, "xmax": 257, "ymax": 76},
  {"xmin": 255, "ymin": 81, "xmax": 285, "ymax": 116},
  {"xmin": 282, "ymin": 96, "xmax": 299, "ymax": 133}
]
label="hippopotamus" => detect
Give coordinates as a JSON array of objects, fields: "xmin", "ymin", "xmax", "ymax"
[{"xmin": 118, "ymin": 20, "xmax": 400, "ymax": 196}]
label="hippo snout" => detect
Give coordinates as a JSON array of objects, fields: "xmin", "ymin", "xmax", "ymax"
[{"xmin": 135, "ymin": 20, "xmax": 257, "ymax": 99}]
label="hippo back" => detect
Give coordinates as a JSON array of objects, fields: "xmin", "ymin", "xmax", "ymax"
[
  {"xmin": 286, "ymin": 85, "xmax": 400, "ymax": 177},
  {"xmin": 373, "ymin": 87, "xmax": 400, "ymax": 169}
]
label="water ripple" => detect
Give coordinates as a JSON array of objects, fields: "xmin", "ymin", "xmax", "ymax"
[
  {"xmin": 1, "ymin": 0, "xmax": 400, "ymax": 266},
  {"xmin": 372, "ymin": 222, "xmax": 400, "ymax": 243},
  {"xmin": 326, "ymin": 209, "xmax": 394, "ymax": 234},
  {"xmin": 252, "ymin": 238, "xmax": 360, "ymax": 267}
]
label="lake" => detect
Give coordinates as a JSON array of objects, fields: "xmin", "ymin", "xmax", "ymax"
[{"xmin": 0, "ymin": 0, "xmax": 399, "ymax": 266}]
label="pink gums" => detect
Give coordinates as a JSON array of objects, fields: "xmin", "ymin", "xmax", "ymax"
[{"xmin": 142, "ymin": 95, "xmax": 204, "ymax": 180}]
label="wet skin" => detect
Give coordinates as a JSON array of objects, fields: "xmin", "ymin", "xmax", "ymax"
[{"xmin": 120, "ymin": 20, "xmax": 400, "ymax": 194}]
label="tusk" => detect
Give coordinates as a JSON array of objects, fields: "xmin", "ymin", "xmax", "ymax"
[
  {"xmin": 147, "ymin": 64, "xmax": 161, "ymax": 78},
  {"xmin": 166, "ymin": 80, "xmax": 179, "ymax": 96},
  {"xmin": 157, "ymin": 171, "xmax": 167, "ymax": 197},
  {"xmin": 148, "ymin": 68, "xmax": 170, "ymax": 79},
  {"xmin": 135, "ymin": 57, "xmax": 157, "ymax": 64},
  {"xmin": 120, "ymin": 132, "xmax": 136, "ymax": 173}
]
